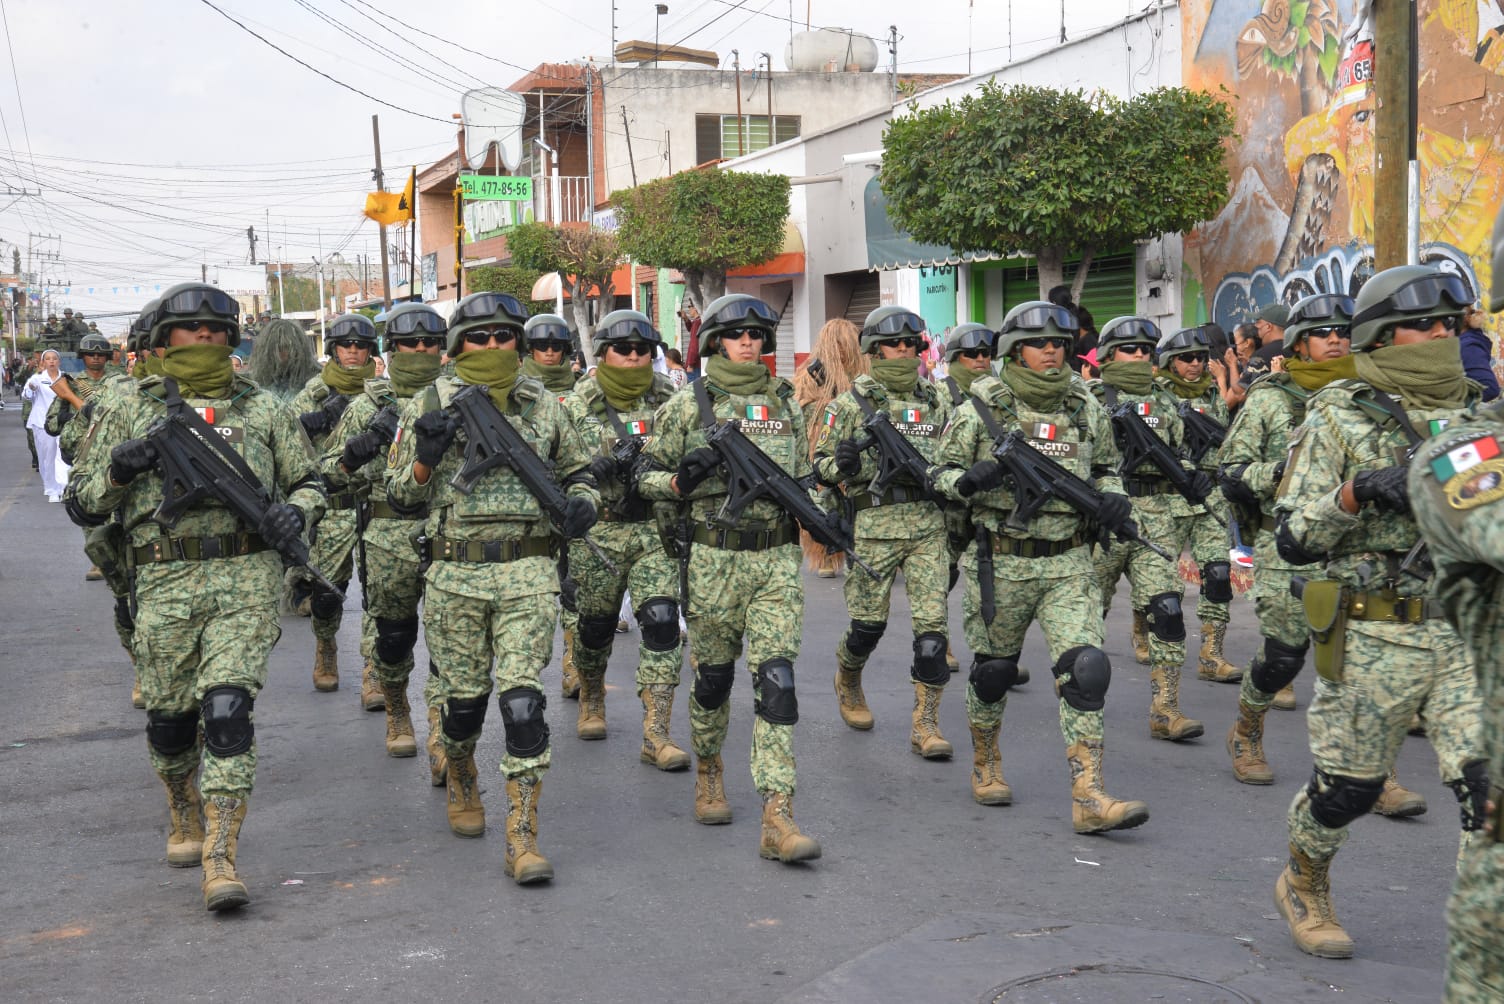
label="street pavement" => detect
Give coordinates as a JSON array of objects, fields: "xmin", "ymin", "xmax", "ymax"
[{"xmin": 0, "ymin": 401, "xmax": 1455, "ymax": 1002}]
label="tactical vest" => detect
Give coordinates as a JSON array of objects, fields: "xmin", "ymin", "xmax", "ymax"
[{"xmin": 423, "ymin": 377, "xmax": 555, "ymax": 526}]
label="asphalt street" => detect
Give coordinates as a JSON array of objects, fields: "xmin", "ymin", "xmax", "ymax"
[{"xmin": 0, "ymin": 401, "xmax": 1457, "ymax": 1002}]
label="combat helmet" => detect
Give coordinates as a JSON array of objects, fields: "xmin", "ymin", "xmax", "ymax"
[
  {"xmin": 446, "ymin": 291, "xmax": 528, "ymax": 356},
  {"xmin": 129, "ymin": 298, "xmax": 161, "ymax": 354},
  {"xmin": 524, "ymin": 313, "xmax": 579, "ymax": 355},
  {"xmin": 698, "ymin": 294, "xmax": 779, "ymax": 356},
  {"xmin": 148, "ymin": 282, "xmax": 242, "ymax": 348},
  {"xmin": 1349, "ymin": 265, "xmax": 1471, "ymax": 351},
  {"xmin": 994, "ymin": 301, "xmax": 1079, "ymax": 360},
  {"xmin": 1095, "ymin": 316, "xmax": 1160, "ymax": 363},
  {"xmin": 592, "ymin": 309, "xmax": 662, "ymax": 358},
  {"xmin": 1156, "ymin": 325, "xmax": 1214, "ymax": 365},
  {"xmin": 860, "ymin": 306, "xmax": 927, "ymax": 354},
  {"xmin": 1282, "ymin": 293, "xmax": 1355, "ymax": 353},
  {"xmin": 78, "ymin": 333, "xmax": 112, "ymax": 357},
  {"xmin": 323, "ymin": 313, "xmax": 378, "ymax": 355},
  {"xmin": 944, "ymin": 322, "xmax": 996, "ymax": 363},
  {"xmin": 381, "ymin": 301, "xmax": 447, "ymax": 346}
]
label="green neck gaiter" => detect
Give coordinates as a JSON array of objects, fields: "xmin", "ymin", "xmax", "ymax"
[
  {"xmin": 704, "ymin": 354, "xmax": 770, "ymax": 396},
  {"xmin": 135, "ymin": 354, "xmax": 163, "ymax": 380},
  {"xmin": 161, "ymin": 344, "xmax": 234, "ymax": 399},
  {"xmin": 1354, "ymin": 338, "xmax": 1469, "ymax": 410},
  {"xmin": 999, "ymin": 359, "xmax": 1072, "ymax": 410},
  {"xmin": 453, "ymin": 348, "xmax": 520, "ymax": 411},
  {"xmin": 387, "ymin": 351, "xmax": 442, "ymax": 398},
  {"xmin": 522, "ymin": 356, "xmax": 577, "ymax": 394},
  {"xmin": 595, "ymin": 363, "xmax": 655, "ymax": 410},
  {"xmin": 322, "ymin": 358, "xmax": 375, "ymax": 395},
  {"xmin": 1162, "ymin": 369, "xmax": 1214, "ymax": 399},
  {"xmin": 871, "ymin": 357, "xmax": 920, "ymax": 395},
  {"xmin": 1285, "ymin": 355, "xmax": 1357, "ymax": 392},
  {"xmin": 1101, "ymin": 359, "xmax": 1155, "ymax": 395},
  {"xmin": 948, "ymin": 363, "xmax": 983, "ymax": 398}
]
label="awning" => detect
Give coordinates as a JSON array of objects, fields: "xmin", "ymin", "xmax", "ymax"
[
  {"xmin": 530, "ymin": 272, "xmax": 563, "ymax": 301},
  {"xmin": 864, "ymin": 176, "xmax": 995, "ymax": 271},
  {"xmin": 729, "ymin": 221, "xmax": 806, "ymax": 278}
]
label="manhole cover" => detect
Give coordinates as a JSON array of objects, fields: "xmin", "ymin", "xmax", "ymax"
[{"xmin": 988, "ymin": 965, "xmax": 1255, "ymax": 1002}]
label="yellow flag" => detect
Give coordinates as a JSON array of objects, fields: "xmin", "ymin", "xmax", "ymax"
[{"xmin": 363, "ymin": 170, "xmax": 415, "ymax": 225}]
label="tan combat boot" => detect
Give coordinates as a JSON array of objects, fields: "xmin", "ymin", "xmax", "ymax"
[
  {"xmin": 200, "ymin": 794, "xmax": 249, "ymax": 912},
  {"xmin": 560, "ymin": 626, "xmax": 580, "ymax": 699},
  {"xmin": 639, "ymin": 685, "xmax": 691, "ymax": 771},
  {"xmin": 576, "ymin": 671, "xmax": 607, "ymax": 740},
  {"xmin": 1067, "ymin": 739, "xmax": 1150, "ymax": 834},
  {"xmin": 1274, "ymin": 844, "xmax": 1354, "ymax": 958},
  {"xmin": 909, "ymin": 682, "xmax": 954, "ymax": 759},
  {"xmin": 161, "ymin": 772, "xmax": 204, "ymax": 868},
  {"xmin": 313, "ymin": 637, "xmax": 339, "ymax": 692},
  {"xmin": 425, "ymin": 706, "xmax": 447, "ymax": 787},
  {"xmin": 834, "ymin": 667, "xmax": 873, "ymax": 730},
  {"xmin": 1226, "ymin": 699, "xmax": 1274, "ymax": 784},
  {"xmin": 382, "ymin": 681, "xmax": 418, "ymax": 758},
  {"xmin": 444, "ymin": 751, "xmax": 486, "ymax": 837},
  {"xmin": 360, "ymin": 660, "xmax": 385, "ymax": 712},
  {"xmin": 85, "ymin": 564, "xmax": 104, "ymax": 581},
  {"xmin": 694, "ymin": 754, "xmax": 733, "ymax": 824},
  {"xmin": 969, "ymin": 723, "xmax": 1012, "ymax": 805},
  {"xmin": 1272, "ymin": 683, "xmax": 1297, "ymax": 710},
  {"xmin": 1373, "ymin": 770, "xmax": 1427, "ymax": 817},
  {"xmin": 758, "ymin": 791, "xmax": 822, "ymax": 863},
  {"xmin": 1148, "ymin": 666, "xmax": 1204, "ymax": 741},
  {"xmin": 131, "ymin": 677, "xmax": 145, "ymax": 710},
  {"xmin": 502, "ymin": 776, "xmax": 553, "ymax": 885},
  {"xmin": 1197, "ymin": 622, "xmax": 1242, "ymax": 683},
  {"xmin": 1130, "ymin": 610, "xmax": 1151, "ymax": 664},
  {"xmin": 945, "ymin": 643, "xmax": 959, "ymax": 671}
]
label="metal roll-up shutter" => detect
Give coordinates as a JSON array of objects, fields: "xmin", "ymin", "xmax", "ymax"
[{"xmin": 1075, "ymin": 253, "xmax": 1137, "ymax": 327}]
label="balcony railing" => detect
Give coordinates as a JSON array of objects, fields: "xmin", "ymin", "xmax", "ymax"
[{"xmin": 534, "ymin": 175, "xmax": 589, "ymax": 226}]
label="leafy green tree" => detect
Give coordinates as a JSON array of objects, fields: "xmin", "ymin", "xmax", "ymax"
[
  {"xmin": 505, "ymin": 221, "xmax": 620, "ymax": 365},
  {"xmin": 612, "ymin": 169, "xmax": 789, "ymax": 313},
  {"xmin": 880, "ymin": 82, "xmax": 1235, "ymax": 301},
  {"xmin": 268, "ymin": 274, "xmax": 322, "ymax": 314}
]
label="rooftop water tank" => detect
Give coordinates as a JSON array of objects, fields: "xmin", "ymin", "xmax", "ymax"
[{"xmin": 784, "ymin": 28, "xmax": 879, "ymax": 72}]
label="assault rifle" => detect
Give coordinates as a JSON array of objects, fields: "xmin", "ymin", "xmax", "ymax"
[
  {"xmin": 849, "ymin": 406, "xmax": 937, "ymax": 499},
  {"xmin": 1176, "ymin": 402, "xmax": 1227, "ymax": 465},
  {"xmin": 143, "ymin": 408, "xmax": 345, "ymax": 600},
  {"xmin": 989, "ymin": 430, "xmax": 1175, "ymax": 562},
  {"xmin": 607, "ymin": 435, "xmax": 651, "ymax": 521},
  {"xmin": 702, "ymin": 417, "xmax": 878, "ymax": 579},
  {"xmin": 1109, "ymin": 404, "xmax": 1226, "ymax": 526},
  {"xmin": 444, "ymin": 383, "xmax": 618, "ymax": 574}
]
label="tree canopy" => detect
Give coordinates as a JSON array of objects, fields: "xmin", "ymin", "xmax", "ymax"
[
  {"xmin": 504, "ymin": 221, "xmax": 620, "ymax": 365},
  {"xmin": 880, "ymin": 82, "xmax": 1236, "ymax": 299},
  {"xmin": 611, "ymin": 168, "xmax": 790, "ymax": 311},
  {"xmin": 467, "ymin": 264, "xmax": 551, "ymax": 315}
]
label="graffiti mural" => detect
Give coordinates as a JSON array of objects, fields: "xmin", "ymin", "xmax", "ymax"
[{"xmin": 1182, "ymin": 0, "xmax": 1504, "ymax": 330}]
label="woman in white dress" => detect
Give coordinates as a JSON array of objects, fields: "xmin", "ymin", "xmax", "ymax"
[{"xmin": 22, "ymin": 350, "xmax": 64, "ymax": 500}]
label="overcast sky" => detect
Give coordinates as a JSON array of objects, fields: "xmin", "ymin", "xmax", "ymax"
[{"xmin": 2, "ymin": 0, "xmax": 1143, "ymax": 333}]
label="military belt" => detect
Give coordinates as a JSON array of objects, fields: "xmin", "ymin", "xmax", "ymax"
[
  {"xmin": 131, "ymin": 532, "xmax": 268, "ymax": 566},
  {"xmin": 325, "ymin": 491, "xmax": 362, "ymax": 511},
  {"xmin": 1122, "ymin": 475, "xmax": 1173, "ymax": 497},
  {"xmin": 429, "ymin": 535, "xmax": 555, "ymax": 563},
  {"xmin": 987, "ymin": 530, "xmax": 1085, "ymax": 559},
  {"xmin": 368, "ymin": 499, "xmax": 427, "ymax": 521},
  {"xmin": 1345, "ymin": 589, "xmax": 1446, "ymax": 624},
  {"xmin": 849, "ymin": 483, "xmax": 932, "ymax": 511},
  {"xmin": 691, "ymin": 521, "xmax": 797, "ymax": 552}
]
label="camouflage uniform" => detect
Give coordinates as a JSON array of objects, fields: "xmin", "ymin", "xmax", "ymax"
[
  {"xmin": 292, "ymin": 373, "xmax": 361, "ymax": 674},
  {"xmin": 1410, "ymin": 409, "xmax": 1504, "ymax": 1002},
  {"xmin": 814, "ymin": 372, "xmax": 953, "ymax": 753},
  {"xmin": 525, "ymin": 362, "xmax": 583, "ymax": 699},
  {"xmin": 17, "ymin": 361, "xmax": 37, "ymax": 469}
]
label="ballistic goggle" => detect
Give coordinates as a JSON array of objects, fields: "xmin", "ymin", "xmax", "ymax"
[
  {"xmin": 708, "ymin": 298, "xmax": 779, "ymax": 328},
  {"xmin": 159, "ymin": 286, "xmax": 239, "ymax": 320},
  {"xmin": 1100, "ymin": 317, "xmax": 1160, "ymax": 343},
  {"xmin": 455, "ymin": 292, "xmax": 527, "ymax": 323},
  {"xmin": 601, "ymin": 317, "xmax": 663, "ymax": 344},
  {"xmin": 385, "ymin": 308, "xmax": 448, "ymax": 337},
  {"xmin": 1289, "ymin": 294, "xmax": 1356, "ymax": 325},
  {"xmin": 1350, "ymin": 273, "xmax": 1471, "ymax": 328},
  {"xmin": 1003, "ymin": 305, "xmax": 1078, "ymax": 334},
  {"xmin": 526, "ymin": 321, "xmax": 574, "ymax": 345},
  {"xmin": 328, "ymin": 316, "xmax": 376, "ymax": 342},
  {"xmin": 866, "ymin": 310, "xmax": 926, "ymax": 338},
  {"xmin": 948, "ymin": 326, "xmax": 996, "ymax": 354}
]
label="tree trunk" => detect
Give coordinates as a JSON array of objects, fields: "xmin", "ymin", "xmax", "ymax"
[
  {"xmin": 683, "ymin": 268, "xmax": 727, "ymax": 315},
  {"xmin": 1068, "ymin": 245, "xmax": 1096, "ymax": 307},
  {"xmin": 568, "ymin": 274, "xmax": 598, "ymax": 368},
  {"xmin": 1035, "ymin": 247, "xmax": 1065, "ymax": 301}
]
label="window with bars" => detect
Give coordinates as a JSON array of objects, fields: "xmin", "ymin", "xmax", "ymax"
[{"xmin": 695, "ymin": 114, "xmax": 801, "ymax": 163}]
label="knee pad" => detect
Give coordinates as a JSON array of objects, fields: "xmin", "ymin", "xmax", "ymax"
[
  {"xmin": 1051, "ymin": 646, "xmax": 1111, "ymax": 712},
  {"xmin": 578, "ymin": 613, "xmax": 619, "ymax": 651},
  {"xmin": 1250, "ymin": 636, "xmax": 1308, "ymax": 694},
  {"xmin": 636, "ymin": 596, "xmax": 680, "ymax": 653},
  {"xmin": 1306, "ymin": 768, "xmax": 1385, "ymax": 829},
  {"xmin": 310, "ymin": 582, "xmax": 345, "ymax": 620},
  {"xmin": 911, "ymin": 632, "xmax": 949, "ymax": 686},
  {"xmin": 1448, "ymin": 760, "xmax": 1490, "ymax": 832},
  {"xmin": 692, "ymin": 661, "xmax": 735, "ymax": 710},
  {"xmin": 754, "ymin": 658, "xmax": 798, "ymax": 725},
  {"xmin": 1145, "ymin": 592, "xmax": 1186, "ymax": 643},
  {"xmin": 201, "ymin": 686, "xmax": 254, "ymax": 757},
  {"xmin": 374, "ymin": 615, "xmax": 420, "ymax": 665},
  {"xmin": 145, "ymin": 710, "xmax": 198, "ymax": 756},
  {"xmin": 498, "ymin": 687, "xmax": 550, "ymax": 758},
  {"xmin": 947, "ymin": 563, "xmax": 960, "ymax": 592},
  {"xmin": 114, "ymin": 595, "xmax": 135, "ymax": 633},
  {"xmin": 968, "ymin": 654, "xmax": 1020, "ymax": 704},
  {"xmin": 442, "ymin": 694, "xmax": 489, "ymax": 742},
  {"xmin": 843, "ymin": 619, "xmax": 886, "ymax": 659},
  {"xmin": 1200, "ymin": 561, "xmax": 1233, "ymax": 603}
]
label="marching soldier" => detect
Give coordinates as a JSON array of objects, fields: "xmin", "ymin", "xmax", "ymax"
[
  {"xmin": 49, "ymin": 333, "xmax": 118, "ymax": 581},
  {"xmin": 637, "ymin": 293, "xmax": 822, "ymax": 863},
  {"xmin": 1271, "ymin": 264, "xmax": 1486, "ymax": 958},
  {"xmin": 933, "ymin": 300, "xmax": 1149, "ymax": 832},
  {"xmin": 68, "ymin": 281, "xmax": 326, "ymax": 912},
  {"xmin": 386, "ymin": 291, "xmax": 599, "ymax": 884},
  {"xmin": 815, "ymin": 306, "xmax": 953, "ymax": 758}
]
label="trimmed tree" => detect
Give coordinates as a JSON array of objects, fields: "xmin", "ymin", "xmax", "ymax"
[
  {"xmin": 505, "ymin": 221, "xmax": 620, "ymax": 365},
  {"xmin": 880, "ymin": 82, "xmax": 1235, "ymax": 301},
  {"xmin": 611, "ymin": 168, "xmax": 790, "ymax": 313},
  {"xmin": 467, "ymin": 264, "xmax": 551, "ymax": 315}
]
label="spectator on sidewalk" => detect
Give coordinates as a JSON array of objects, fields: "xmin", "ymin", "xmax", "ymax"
[{"xmin": 1459, "ymin": 306, "xmax": 1499, "ymax": 401}]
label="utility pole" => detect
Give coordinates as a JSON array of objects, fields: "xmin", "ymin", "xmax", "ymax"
[
  {"xmin": 621, "ymin": 105, "xmax": 638, "ymax": 186},
  {"xmin": 732, "ymin": 50, "xmax": 744, "ymax": 157},
  {"xmin": 25, "ymin": 233, "xmax": 58, "ymax": 343},
  {"xmin": 372, "ymin": 114, "xmax": 394, "ymax": 308},
  {"xmin": 762, "ymin": 52, "xmax": 773, "ymax": 138},
  {"xmin": 1373, "ymin": 0, "xmax": 1418, "ymax": 269},
  {"xmin": 888, "ymin": 27, "xmax": 898, "ymax": 103}
]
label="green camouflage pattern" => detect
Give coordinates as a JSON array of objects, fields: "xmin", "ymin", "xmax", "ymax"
[
  {"xmin": 289, "ymin": 374, "xmax": 340, "ymax": 452},
  {"xmin": 1408, "ymin": 408, "xmax": 1504, "ymax": 1001},
  {"xmin": 1160, "ymin": 374, "xmax": 1233, "ymax": 622}
]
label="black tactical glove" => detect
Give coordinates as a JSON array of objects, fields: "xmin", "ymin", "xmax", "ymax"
[
  {"xmin": 1187, "ymin": 470, "xmax": 1216, "ymax": 504},
  {"xmin": 1096, "ymin": 492, "xmax": 1134, "ymax": 531},
  {"xmin": 1352, "ymin": 466, "xmax": 1411, "ymax": 514},
  {"xmin": 414, "ymin": 410, "xmax": 458, "ymax": 468},
  {"xmin": 258, "ymin": 503, "xmax": 304, "ymax": 552},
  {"xmin": 587, "ymin": 455, "xmax": 620, "ymax": 485},
  {"xmin": 675, "ymin": 447, "xmax": 720, "ymax": 495},
  {"xmin": 956, "ymin": 460, "xmax": 1005, "ymax": 497},
  {"xmin": 367, "ymin": 405, "xmax": 400, "ymax": 445},
  {"xmin": 109, "ymin": 438, "xmax": 159, "ymax": 485},
  {"xmin": 561, "ymin": 495, "xmax": 597, "ymax": 538},
  {"xmin": 340, "ymin": 430, "xmax": 386, "ymax": 471},
  {"xmin": 298, "ymin": 393, "xmax": 349, "ymax": 439},
  {"xmin": 1272, "ymin": 459, "xmax": 1287, "ymax": 484},
  {"xmin": 1218, "ymin": 464, "xmax": 1260, "ymax": 507},
  {"xmin": 833, "ymin": 438, "xmax": 864, "ymax": 478}
]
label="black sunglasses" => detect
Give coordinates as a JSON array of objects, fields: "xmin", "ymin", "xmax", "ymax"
[
  {"xmin": 1302, "ymin": 326, "xmax": 1351, "ymax": 340},
  {"xmin": 608, "ymin": 342, "xmax": 655, "ymax": 357},
  {"xmin": 1396, "ymin": 314, "xmax": 1461, "ymax": 333},
  {"xmin": 1018, "ymin": 335, "xmax": 1073, "ymax": 351},
  {"xmin": 722, "ymin": 328, "xmax": 767, "ymax": 342},
  {"xmin": 393, "ymin": 335, "xmax": 444, "ymax": 349},
  {"xmin": 530, "ymin": 340, "xmax": 572, "ymax": 353},
  {"xmin": 331, "ymin": 338, "xmax": 370, "ymax": 351},
  {"xmin": 884, "ymin": 336, "xmax": 924, "ymax": 350},
  {"xmin": 463, "ymin": 329, "xmax": 518, "ymax": 346},
  {"xmin": 1175, "ymin": 352, "xmax": 1209, "ymax": 363},
  {"xmin": 1112, "ymin": 343, "xmax": 1153, "ymax": 356},
  {"xmin": 958, "ymin": 347, "xmax": 993, "ymax": 359}
]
